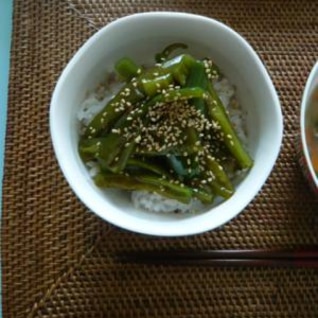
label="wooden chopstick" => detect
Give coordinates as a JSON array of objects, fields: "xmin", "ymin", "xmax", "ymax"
[{"xmin": 117, "ymin": 248, "xmax": 318, "ymax": 268}]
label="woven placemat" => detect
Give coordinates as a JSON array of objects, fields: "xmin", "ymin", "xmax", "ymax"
[{"xmin": 2, "ymin": 0, "xmax": 318, "ymax": 317}]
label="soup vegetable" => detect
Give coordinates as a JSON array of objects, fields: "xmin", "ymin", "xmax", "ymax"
[
  {"xmin": 78, "ymin": 44, "xmax": 253, "ymax": 207},
  {"xmin": 306, "ymin": 86, "xmax": 318, "ymax": 176}
]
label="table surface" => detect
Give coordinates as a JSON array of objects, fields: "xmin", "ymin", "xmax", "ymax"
[
  {"xmin": 2, "ymin": 1, "xmax": 318, "ymax": 317},
  {"xmin": 0, "ymin": 1, "xmax": 13, "ymax": 317}
]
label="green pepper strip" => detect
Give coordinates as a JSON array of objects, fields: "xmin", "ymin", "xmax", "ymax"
[
  {"xmin": 108, "ymin": 142, "xmax": 136, "ymax": 173},
  {"xmin": 83, "ymin": 81, "xmax": 143, "ymax": 138},
  {"xmin": 166, "ymin": 127, "xmax": 200, "ymax": 179},
  {"xmin": 193, "ymin": 188, "xmax": 214, "ymax": 204},
  {"xmin": 205, "ymin": 92, "xmax": 253, "ymax": 169},
  {"xmin": 209, "ymin": 180, "xmax": 234, "ymax": 199},
  {"xmin": 185, "ymin": 61, "xmax": 209, "ymax": 114},
  {"xmin": 78, "ymin": 133, "xmax": 126, "ymax": 166},
  {"xmin": 183, "ymin": 58, "xmax": 252, "ymax": 169},
  {"xmin": 141, "ymin": 73, "xmax": 174, "ymax": 97},
  {"xmin": 161, "ymin": 54, "xmax": 196, "ymax": 86},
  {"xmin": 94, "ymin": 173, "xmax": 192, "ymax": 204},
  {"xmin": 151, "ymin": 87, "xmax": 206, "ymax": 104},
  {"xmin": 155, "ymin": 43, "xmax": 188, "ymax": 63},
  {"xmin": 78, "ymin": 137, "xmax": 104, "ymax": 162},
  {"xmin": 204, "ymin": 154, "xmax": 233, "ymax": 191},
  {"xmin": 126, "ymin": 158, "xmax": 171, "ymax": 177},
  {"xmin": 115, "ymin": 57, "xmax": 142, "ymax": 81},
  {"xmin": 97, "ymin": 133, "xmax": 127, "ymax": 168},
  {"xmin": 136, "ymin": 145, "xmax": 196, "ymax": 157},
  {"xmin": 203, "ymin": 154, "xmax": 234, "ymax": 199}
]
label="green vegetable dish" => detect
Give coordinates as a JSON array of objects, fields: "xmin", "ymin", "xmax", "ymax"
[{"xmin": 78, "ymin": 43, "xmax": 253, "ymax": 208}]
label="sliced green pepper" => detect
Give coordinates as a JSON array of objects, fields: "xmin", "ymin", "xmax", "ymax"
[
  {"xmin": 115, "ymin": 57, "xmax": 142, "ymax": 81},
  {"xmin": 94, "ymin": 172, "xmax": 192, "ymax": 204},
  {"xmin": 155, "ymin": 43, "xmax": 188, "ymax": 63}
]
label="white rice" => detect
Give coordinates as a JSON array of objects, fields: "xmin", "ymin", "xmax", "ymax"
[
  {"xmin": 78, "ymin": 74, "xmax": 248, "ymax": 214},
  {"xmin": 131, "ymin": 190, "xmax": 205, "ymax": 214}
]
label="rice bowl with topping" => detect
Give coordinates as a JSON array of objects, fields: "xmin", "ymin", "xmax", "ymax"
[{"xmin": 50, "ymin": 12, "xmax": 283, "ymax": 236}]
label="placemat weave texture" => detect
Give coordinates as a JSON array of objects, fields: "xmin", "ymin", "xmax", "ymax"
[{"xmin": 2, "ymin": 0, "xmax": 318, "ymax": 317}]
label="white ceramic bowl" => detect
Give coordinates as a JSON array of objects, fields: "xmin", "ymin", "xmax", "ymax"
[
  {"xmin": 50, "ymin": 12, "xmax": 283, "ymax": 236},
  {"xmin": 299, "ymin": 62, "xmax": 318, "ymax": 193}
]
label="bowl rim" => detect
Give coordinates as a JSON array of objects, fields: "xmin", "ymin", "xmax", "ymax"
[
  {"xmin": 300, "ymin": 61, "xmax": 318, "ymax": 188},
  {"xmin": 50, "ymin": 11, "xmax": 283, "ymax": 236}
]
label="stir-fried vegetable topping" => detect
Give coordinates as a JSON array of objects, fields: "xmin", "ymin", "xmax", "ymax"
[{"xmin": 79, "ymin": 44, "xmax": 253, "ymax": 205}]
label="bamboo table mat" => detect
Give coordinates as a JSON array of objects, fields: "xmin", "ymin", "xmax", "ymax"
[{"xmin": 2, "ymin": 1, "xmax": 318, "ymax": 317}]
